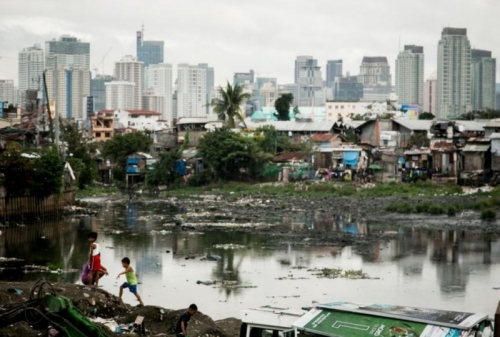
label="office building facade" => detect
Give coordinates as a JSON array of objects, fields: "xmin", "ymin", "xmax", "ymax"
[
  {"xmin": 199, "ymin": 64, "xmax": 214, "ymax": 114},
  {"xmin": 176, "ymin": 64, "xmax": 208, "ymax": 118},
  {"xmin": 18, "ymin": 44, "xmax": 44, "ymax": 104},
  {"xmin": 294, "ymin": 56, "xmax": 313, "ymax": 84},
  {"xmin": 437, "ymin": 28, "xmax": 471, "ymax": 119},
  {"xmin": 326, "ymin": 60, "xmax": 343, "ymax": 88},
  {"xmin": 114, "ymin": 55, "xmax": 144, "ymax": 110},
  {"xmin": 0, "ymin": 80, "xmax": 15, "ymax": 105},
  {"xmin": 105, "ymin": 81, "xmax": 135, "ymax": 111},
  {"xmin": 471, "ymin": 49, "xmax": 496, "ymax": 111},
  {"xmin": 145, "ymin": 63, "xmax": 173, "ymax": 121},
  {"xmin": 234, "ymin": 70, "xmax": 255, "ymax": 86},
  {"xmin": 334, "ymin": 76, "xmax": 364, "ymax": 101},
  {"xmin": 423, "ymin": 72, "xmax": 437, "ymax": 114},
  {"xmin": 297, "ymin": 58, "xmax": 324, "ymax": 106},
  {"xmin": 45, "ymin": 35, "xmax": 90, "ymax": 70},
  {"xmin": 136, "ymin": 29, "xmax": 164, "ymax": 68},
  {"xmin": 91, "ymin": 75, "xmax": 114, "ymax": 112},
  {"xmin": 396, "ymin": 45, "xmax": 424, "ymax": 106},
  {"xmin": 358, "ymin": 57, "xmax": 392, "ymax": 87}
]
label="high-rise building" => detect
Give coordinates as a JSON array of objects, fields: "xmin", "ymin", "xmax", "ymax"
[
  {"xmin": 471, "ymin": 49, "xmax": 496, "ymax": 111},
  {"xmin": 278, "ymin": 84, "xmax": 300, "ymax": 105},
  {"xmin": 199, "ymin": 64, "xmax": 214, "ymax": 114},
  {"xmin": 45, "ymin": 35, "xmax": 90, "ymax": 70},
  {"xmin": 0, "ymin": 80, "xmax": 15, "ymax": 105},
  {"xmin": 297, "ymin": 58, "xmax": 324, "ymax": 106},
  {"xmin": 136, "ymin": 27, "xmax": 164, "ymax": 68},
  {"xmin": 91, "ymin": 75, "xmax": 114, "ymax": 111},
  {"xmin": 18, "ymin": 44, "xmax": 44, "ymax": 104},
  {"xmin": 145, "ymin": 63, "xmax": 173, "ymax": 121},
  {"xmin": 105, "ymin": 81, "xmax": 135, "ymax": 110},
  {"xmin": 396, "ymin": 45, "xmax": 424, "ymax": 106},
  {"xmin": 176, "ymin": 64, "xmax": 208, "ymax": 118},
  {"xmin": 260, "ymin": 82, "xmax": 278, "ymax": 107},
  {"xmin": 143, "ymin": 89, "xmax": 165, "ymax": 117},
  {"xmin": 437, "ymin": 28, "xmax": 471, "ymax": 119},
  {"xmin": 326, "ymin": 60, "xmax": 343, "ymax": 88},
  {"xmin": 114, "ymin": 55, "xmax": 144, "ymax": 110},
  {"xmin": 234, "ymin": 70, "xmax": 254, "ymax": 86},
  {"xmin": 295, "ymin": 56, "xmax": 313, "ymax": 84},
  {"xmin": 334, "ymin": 76, "xmax": 364, "ymax": 101},
  {"xmin": 45, "ymin": 67, "xmax": 91, "ymax": 119},
  {"xmin": 358, "ymin": 57, "xmax": 392, "ymax": 87},
  {"xmin": 423, "ymin": 71, "xmax": 437, "ymax": 114},
  {"xmin": 496, "ymin": 84, "xmax": 500, "ymax": 110}
]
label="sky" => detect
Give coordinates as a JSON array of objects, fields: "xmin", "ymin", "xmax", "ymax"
[{"xmin": 1, "ymin": 0, "xmax": 499, "ymax": 87}]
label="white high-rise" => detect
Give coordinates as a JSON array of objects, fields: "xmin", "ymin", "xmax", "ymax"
[
  {"xmin": 0, "ymin": 80, "xmax": 15, "ymax": 105},
  {"xmin": 145, "ymin": 63, "xmax": 173, "ymax": 121},
  {"xmin": 143, "ymin": 89, "xmax": 165, "ymax": 118},
  {"xmin": 471, "ymin": 49, "xmax": 496, "ymax": 111},
  {"xmin": 295, "ymin": 56, "xmax": 313, "ymax": 84},
  {"xmin": 176, "ymin": 64, "xmax": 207, "ymax": 118},
  {"xmin": 45, "ymin": 35, "xmax": 90, "ymax": 70},
  {"xmin": 105, "ymin": 81, "xmax": 135, "ymax": 111},
  {"xmin": 395, "ymin": 45, "xmax": 424, "ymax": 106},
  {"xmin": 437, "ymin": 28, "xmax": 471, "ymax": 119},
  {"xmin": 18, "ymin": 44, "xmax": 44, "ymax": 102},
  {"xmin": 297, "ymin": 58, "xmax": 324, "ymax": 106},
  {"xmin": 45, "ymin": 68, "xmax": 90, "ymax": 119},
  {"xmin": 114, "ymin": 55, "xmax": 144, "ymax": 110}
]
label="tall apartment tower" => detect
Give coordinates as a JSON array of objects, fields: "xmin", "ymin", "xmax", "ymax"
[
  {"xmin": 145, "ymin": 63, "xmax": 174, "ymax": 121},
  {"xmin": 471, "ymin": 49, "xmax": 496, "ymax": 111},
  {"xmin": 0, "ymin": 80, "xmax": 15, "ymax": 105},
  {"xmin": 91, "ymin": 75, "xmax": 114, "ymax": 111},
  {"xmin": 233, "ymin": 70, "xmax": 255, "ymax": 86},
  {"xmin": 136, "ymin": 27, "xmax": 164, "ymax": 68},
  {"xmin": 198, "ymin": 63, "xmax": 214, "ymax": 114},
  {"xmin": 105, "ymin": 81, "xmax": 135, "ymax": 111},
  {"xmin": 396, "ymin": 45, "xmax": 424, "ymax": 106},
  {"xmin": 45, "ymin": 35, "xmax": 90, "ymax": 70},
  {"xmin": 423, "ymin": 71, "xmax": 437, "ymax": 114},
  {"xmin": 298, "ymin": 58, "xmax": 324, "ymax": 106},
  {"xmin": 326, "ymin": 60, "xmax": 343, "ymax": 88},
  {"xmin": 45, "ymin": 68, "xmax": 90, "ymax": 119},
  {"xmin": 176, "ymin": 64, "xmax": 208, "ymax": 118},
  {"xmin": 295, "ymin": 56, "xmax": 313, "ymax": 84},
  {"xmin": 437, "ymin": 28, "xmax": 471, "ymax": 119},
  {"xmin": 114, "ymin": 55, "xmax": 144, "ymax": 110},
  {"xmin": 18, "ymin": 44, "xmax": 44, "ymax": 103},
  {"xmin": 358, "ymin": 57, "xmax": 392, "ymax": 87}
]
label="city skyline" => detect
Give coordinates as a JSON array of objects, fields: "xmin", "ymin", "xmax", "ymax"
[{"xmin": 1, "ymin": 0, "xmax": 499, "ymax": 88}]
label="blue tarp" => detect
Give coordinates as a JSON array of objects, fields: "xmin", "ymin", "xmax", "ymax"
[
  {"xmin": 343, "ymin": 151, "xmax": 359, "ymax": 166},
  {"xmin": 175, "ymin": 160, "xmax": 186, "ymax": 176}
]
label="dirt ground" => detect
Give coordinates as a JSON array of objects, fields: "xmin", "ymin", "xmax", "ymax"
[{"xmin": 0, "ymin": 281, "xmax": 241, "ymax": 337}]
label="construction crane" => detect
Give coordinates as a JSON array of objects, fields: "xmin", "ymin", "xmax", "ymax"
[{"xmin": 93, "ymin": 47, "xmax": 113, "ymax": 76}]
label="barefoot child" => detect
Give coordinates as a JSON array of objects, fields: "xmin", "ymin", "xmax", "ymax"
[
  {"xmin": 175, "ymin": 304, "xmax": 198, "ymax": 337},
  {"xmin": 116, "ymin": 257, "xmax": 144, "ymax": 306},
  {"xmin": 87, "ymin": 232, "xmax": 101, "ymax": 289}
]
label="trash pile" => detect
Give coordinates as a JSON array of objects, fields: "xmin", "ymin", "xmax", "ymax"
[
  {"xmin": 196, "ymin": 280, "xmax": 257, "ymax": 289},
  {"xmin": 213, "ymin": 244, "xmax": 246, "ymax": 250},
  {"xmin": 307, "ymin": 268, "xmax": 370, "ymax": 279}
]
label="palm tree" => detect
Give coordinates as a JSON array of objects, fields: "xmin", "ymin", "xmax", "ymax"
[{"xmin": 210, "ymin": 82, "xmax": 251, "ymax": 129}]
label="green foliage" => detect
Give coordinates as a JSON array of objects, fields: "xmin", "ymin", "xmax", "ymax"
[
  {"xmin": 274, "ymin": 93, "xmax": 293, "ymax": 121},
  {"xmin": 254, "ymin": 125, "xmax": 290, "ymax": 154},
  {"xmin": 481, "ymin": 208, "xmax": 497, "ymax": 221},
  {"xmin": 187, "ymin": 170, "xmax": 211, "ymax": 187},
  {"xmin": 385, "ymin": 202, "xmax": 414, "ymax": 213},
  {"xmin": 447, "ymin": 206, "xmax": 457, "ymax": 216},
  {"xmin": 102, "ymin": 132, "xmax": 153, "ymax": 182},
  {"xmin": 198, "ymin": 129, "xmax": 273, "ymax": 182},
  {"xmin": 419, "ymin": 112, "xmax": 435, "ymax": 120},
  {"xmin": 210, "ymin": 82, "xmax": 251, "ymax": 128},
  {"xmin": 458, "ymin": 109, "xmax": 500, "ymax": 120},
  {"xmin": 407, "ymin": 133, "xmax": 430, "ymax": 148},
  {"xmin": 146, "ymin": 150, "xmax": 181, "ymax": 187}
]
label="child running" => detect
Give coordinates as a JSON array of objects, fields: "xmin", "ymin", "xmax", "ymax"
[
  {"xmin": 116, "ymin": 257, "xmax": 144, "ymax": 306},
  {"xmin": 87, "ymin": 232, "xmax": 101, "ymax": 290}
]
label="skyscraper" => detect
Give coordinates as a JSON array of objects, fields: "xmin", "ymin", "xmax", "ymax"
[
  {"xmin": 91, "ymin": 75, "xmax": 114, "ymax": 111},
  {"xmin": 437, "ymin": 28, "xmax": 471, "ymax": 119},
  {"xmin": 233, "ymin": 70, "xmax": 254, "ymax": 86},
  {"xmin": 334, "ymin": 76, "xmax": 364, "ymax": 101},
  {"xmin": 423, "ymin": 71, "xmax": 437, "ymax": 114},
  {"xmin": 145, "ymin": 63, "xmax": 173, "ymax": 121},
  {"xmin": 326, "ymin": 60, "xmax": 343, "ymax": 88},
  {"xmin": 45, "ymin": 35, "xmax": 90, "ymax": 70},
  {"xmin": 358, "ymin": 57, "xmax": 392, "ymax": 87},
  {"xmin": 295, "ymin": 56, "xmax": 313, "ymax": 84},
  {"xmin": 396, "ymin": 45, "xmax": 424, "ymax": 106},
  {"xmin": 0, "ymin": 80, "xmax": 15, "ymax": 105},
  {"xmin": 45, "ymin": 68, "xmax": 91, "ymax": 119},
  {"xmin": 471, "ymin": 49, "xmax": 496, "ymax": 111},
  {"xmin": 497, "ymin": 84, "xmax": 500, "ymax": 110},
  {"xmin": 18, "ymin": 44, "xmax": 44, "ymax": 103},
  {"xmin": 176, "ymin": 64, "xmax": 208, "ymax": 118},
  {"xmin": 105, "ymin": 81, "xmax": 135, "ymax": 110},
  {"xmin": 136, "ymin": 27, "xmax": 164, "ymax": 68},
  {"xmin": 297, "ymin": 58, "xmax": 324, "ymax": 106},
  {"xmin": 199, "ymin": 63, "xmax": 214, "ymax": 114},
  {"xmin": 114, "ymin": 55, "xmax": 144, "ymax": 110}
]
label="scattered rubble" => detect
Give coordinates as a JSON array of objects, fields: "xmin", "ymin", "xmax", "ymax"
[{"xmin": 196, "ymin": 280, "xmax": 257, "ymax": 289}]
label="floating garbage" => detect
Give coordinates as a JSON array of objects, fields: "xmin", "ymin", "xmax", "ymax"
[
  {"xmin": 200, "ymin": 254, "xmax": 221, "ymax": 261},
  {"xmin": 213, "ymin": 244, "xmax": 245, "ymax": 250},
  {"xmin": 196, "ymin": 280, "xmax": 256, "ymax": 289},
  {"xmin": 150, "ymin": 230, "xmax": 172, "ymax": 235},
  {"xmin": 307, "ymin": 268, "xmax": 370, "ymax": 280}
]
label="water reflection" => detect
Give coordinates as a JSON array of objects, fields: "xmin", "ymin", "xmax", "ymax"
[{"xmin": 0, "ymin": 203, "xmax": 499, "ymax": 318}]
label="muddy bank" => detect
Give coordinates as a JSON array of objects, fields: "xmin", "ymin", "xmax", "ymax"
[{"xmin": 0, "ymin": 281, "xmax": 241, "ymax": 337}]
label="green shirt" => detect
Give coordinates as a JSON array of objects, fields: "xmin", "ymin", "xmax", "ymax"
[{"xmin": 125, "ymin": 269, "xmax": 137, "ymax": 285}]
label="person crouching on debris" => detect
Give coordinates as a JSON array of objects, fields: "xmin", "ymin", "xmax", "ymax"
[
  {"xmin": 87, "ymin": 232, "xmax": 101, "ymax": 289},
  {"xmin": 116, "ymin": 257, "xmax": 144, "ymax": 306},
  {"xmin": 175, "ymin": 304, "xmax": 198, "ymax": 337},
  {"xmin": 81, "ymin": 263, "xmax": 108, "ymax": 286}
]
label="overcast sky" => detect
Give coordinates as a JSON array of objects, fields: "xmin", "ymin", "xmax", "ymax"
[{"xmin": 1, "ymin": 0, "xmax": 499, "ymax": 87}]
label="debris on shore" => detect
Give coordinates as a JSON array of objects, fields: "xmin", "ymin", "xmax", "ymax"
[{"xmin": 307, "ymin": 268, "xmax": 371, "ymax": 279}]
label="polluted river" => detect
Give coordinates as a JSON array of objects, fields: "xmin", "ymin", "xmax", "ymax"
[{"xmin": 1, "ymin": 196, "xmax": 499, "ymax": 321}]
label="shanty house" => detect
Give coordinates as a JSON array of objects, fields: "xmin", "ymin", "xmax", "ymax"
[
  {"xmin": 391, "ymin": 119, "xmax": 432, "ymax": 147},
  {"xmin": 177, "ymin": 117, "xmax": 221, "ymax": 147},
  {"xmin": 485, "ymin": 119, "xmax": 500, "ymax": 138},
  {"xmin": 431, "ymin": 142, "xmax": 458, "ymax": 183},
  {"xmin": 126, "ymin": 152, "xmax": 156, "ymax": 187},
  {"xmin": 491, "ymin": 133, "xmax": 500, "ymax": 172}
]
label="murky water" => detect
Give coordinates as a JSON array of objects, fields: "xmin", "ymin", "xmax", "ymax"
[{"xmin": 1, "ymin": 203, "xmax": 499, "ymax": 320}]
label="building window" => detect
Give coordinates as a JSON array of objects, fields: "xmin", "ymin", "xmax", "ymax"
[
  {"xmin": 96, "ymin": 132, "xmax": 101, "ymax": 137},
  {"xmin": 105, "ymin": 132, "xmax": 111, "ymax": 138}
]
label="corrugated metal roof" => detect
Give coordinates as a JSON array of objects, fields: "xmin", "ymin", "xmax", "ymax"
[
  {"xmin": 486, "ymin": 119, "xmax": 500, "ymax": 128},
  {"xmin": 177, "ymin": 117, "xmax": 219, "ymax": 125},
  {"xmin": 393, "ymin": 119, "xmax": 432, "ymax": 131},
  {"xmin": 311, "ymin": 134, "xmax": 339, "ymax": 142},
  {"xmin": 246, "ymin": 120, "xmax": 335, "ymax": 132},
  {"xmin": 456, "ymin": 120, "xmax": 487, "ymax": 132},
  {"xmin": 462, "ymin": 144, "xmax": 490, "ymax": 152},
  {"xmin": 490, "ymin": 133, "xmax": 500, "ymax": 139}
]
